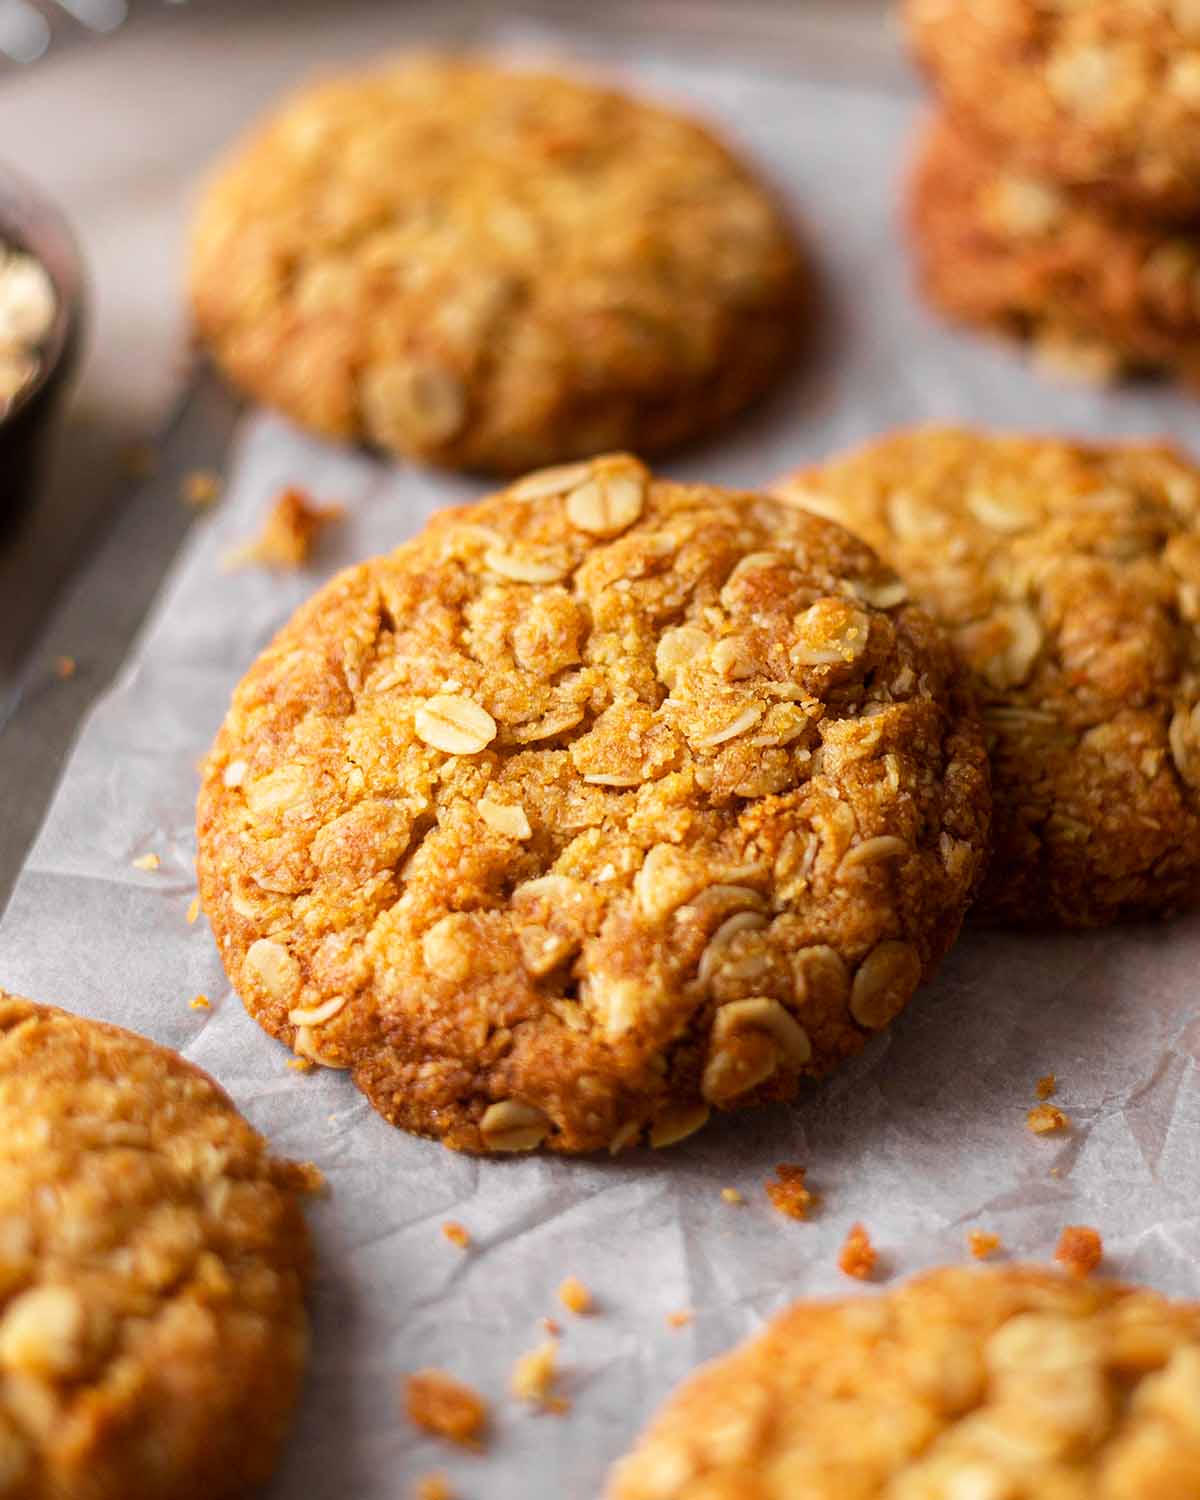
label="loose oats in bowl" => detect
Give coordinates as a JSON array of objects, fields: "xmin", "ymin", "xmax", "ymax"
[
  {"xmin": 196, "ymin": 454, "xmax": 990, "ymax": 1155},
  {"xmin": 0, "ymin": 163, "xmax": 84, "ymax": 534},
  {"xmin": 0, "ymin": 243, "xmax": 56, "ymax": 417}
]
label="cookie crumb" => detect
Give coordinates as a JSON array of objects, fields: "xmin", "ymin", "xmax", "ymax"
[
  {"xmin": 967, "ymin": 1229, "xmax": 1002, "ymax": 1260},
  {"xmin": 1055, "ymin": 1225, "xmax": 1103, "ymax": 1278},
  {"xmin": 405, "ymin": 1370, "xmax": 489, "ymax": 1448},
  {"xmin": 838, "ymin": 1223, "xmax": 877, "ymax": 1281},
  {"xmin": 223, "ymin": 487, "xmax": 344, "ymax": 570},
  {"xmin": 441, "ymin": 1221, "xmax": 470, "ymax": 1250},
  {"xmin": 557, "ymin": 1277, "xmax": 593, "ymax": 1315},
  {"xmin": 131, "ymin": 852, "xmax": 160, "ymax": 871},
  {"xmin": 1027, "ymin": 1103, "xmax": 1070, "ymax": 1135},
  {"xmin": 666, "ymin": 1310, "xmax": 693, "ymax": 1329},
  {"xmin": 287, "ymin": 1057, "xmax": 315, "ymax": 1074},
  {"xmin": 511, "ymin": 1340, "xmax": 568, "ymax": 1413},
  {"xmin": 766, "ymin": 1163, "xmax": 817, "ymax": 1221},
  {"xmin": 1035, "ymin": 1073, "xmax": 1058, "ymax": 1100},
  {"xmin": 720, "ymin": 1187, "xmax": 744, "ymax": 1206},
  {"xmin": 189, "ymin": 994, "xmax": 210, "ymax": 1011},
  {"xmin": 541, "ymin": 1316, "xmax": 561, "ymax": 1337},
  {"xmin": 54, "ymin": 655, "xmax": 76, "ymax": 680},
  {"xmin": 186, "ymin": 896, "xmax": 201, "ymax": 925},
  {"xmin": 182, "ymin": 469, "xmax": 221, "ymax": 508},
  {"xmin": 414, "ymin": 1474, "xmax": 455, "ymax": 1500}
]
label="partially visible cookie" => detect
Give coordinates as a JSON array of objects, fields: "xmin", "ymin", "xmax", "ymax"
[
  {"xmin": 907, "ymin": 113, "xmax": 1200, "ymax": 387},
  {"xmin": 196, "ymin": 453, "xmax": 990, "ymax": 1155},
  {"xmin": 607, "ymin": 1265, "xmax": 1200, "ymax": 1500},
  {"xmin": 776, "ymin": 427, "xmax": 1200, "ymax": 927},
  {"xmin": 190, "ymin": 55, "xmax": 806, "ymax": 474},
  {"xmin": 0, "ymin": 991, "xmax": 316, "ymax": 1500},
  {"xmin": 906, "ymin": 0, "xmax": 1200, "ymax": 222}
]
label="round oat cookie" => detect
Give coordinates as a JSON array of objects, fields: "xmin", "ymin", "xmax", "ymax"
[
  {"xmin": 907, "ymin": 0, "xmax": 1200, "ymax": 222},
  {"xmin": 195, "ymin": 453, "xmax": 990, "ymax": 1155},
  {"xmin": 776, "ymin": 427, "xmax": 1200, "ymax": 927},
  {"xmin": 607, "ymin": 1265, "xmax": 1200, "ymax": 1500},
  {"xmin": 908, "ymin": 114, "xmax": 1200, "ymax": 389},
  {"xmin": 0, "ymin": 991, "xmax": 316, "ymax": 1500},
  {"xmin": 189, "ymin": 55, "xmax": 807, "ymax": 475}
]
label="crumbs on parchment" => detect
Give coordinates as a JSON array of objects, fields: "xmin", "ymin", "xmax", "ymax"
[
  {"xmin": 223, "ymin": 486, "xmax": 344, "ymax": 570},
  {"xmin": 405, "ymin": 1370, "xmax": 489, "ymax": 1448},
  {"xmin": 1055, "ymin": 1225, "xmax": 1103, "ymax": 1278},
  {"xmin": 838, "ymin": 1222, "xmax": 878, "ymax": 1281},
  {"xmin": 557, "ymin": 1277, "xmax": 593, "ymax": 1315},
  {"xmin": 1027, "ymin": 1103, "xmax": 1070, "ymax": 1135},
  {"xmin": 511, "ymin": 1340, "xmax": 568, "ymax": 1414},
  {"xmin": 967, "ymin": 1229, "xmax": 1002, "ymax": 1260},
  {"xmin": 766, "ymin": 1163, "xmax": 817, "ymax": 1221}
]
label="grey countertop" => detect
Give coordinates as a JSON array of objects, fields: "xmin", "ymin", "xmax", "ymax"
[{"xmin": 0, "ymin": 0, "xmax": 909, "ymax": 912}]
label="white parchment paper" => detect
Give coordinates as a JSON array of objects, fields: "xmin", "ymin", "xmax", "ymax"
[{"xmin": 2, "ymin": 33, "xmax": 1200, "ymax": 1499}]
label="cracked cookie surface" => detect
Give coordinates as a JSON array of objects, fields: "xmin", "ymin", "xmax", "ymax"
[
  {"xmin": 906, "ymin": 0, "xmax": 1200, "ymax": 222},
  {"xmin": 0, "ymin": 992, "xmax": 316, "ymax": 1500},
  {"xmin": 606, "ymin": 1265, "xmax": 1200, "ymax": 1500},
  {"xmin": 189, "ymin": 55, "xmax": 806, "ymax": 474},
  {"xmin": 777, "ymin": 427, "xmax": 1200, "ymax": 926},
  {"xmin": 907, "ymin": 113, "xmax": 1200, "ymax": 387},
  {"xmin": 196, "ymin": 454, "xmax": 989, "ymax": 1155}
]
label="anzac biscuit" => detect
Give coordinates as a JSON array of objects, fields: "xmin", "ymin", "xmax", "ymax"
[
  {"xmin": 777, "ymin": 427, "xmax": 1200, "ymax": 926},
  {"xmin": 189, "ymin": 55, "xmax": 806, "ymax": 474},
  {"xmin": 607, "ymin": 1265, "xmax": 1200, "ymax": 1500},
  {"xmin": 0, "ymin": 991, "xmax": 315, "ymax": 1500},
  {"xmin": 908, "ymin": 114, "xmax": 1200, "ymax": 387},
  {"xmin": 907, "ymin": 0, "xmax": 1200, "ymax": 222},
  {"xmin": 196, "ymin": 454, "xmax": 989, "ymax": 1154}
]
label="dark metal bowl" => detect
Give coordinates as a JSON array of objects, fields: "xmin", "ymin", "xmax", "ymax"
[{"xmin": 0, "ymin": 162, "xmax": 85, "ymax": 544}]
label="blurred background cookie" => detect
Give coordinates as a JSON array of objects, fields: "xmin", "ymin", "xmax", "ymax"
[
  {"xmin": 907, "ymin": 114, "xmax": 1200, "ymax": 389},
  {"xmin": 189, "ymin": 55, "xmax": 808, "ymax": 475},
  {"xmin": 607, "ymin": 1264, "xmax": 1200, "ymax": 1499},
  {"xmin": 0, "ymin": 990, "xmax": 317, "ymax": 1500},
  {"xmin": 196, "ymin": 454, "xmax": 989, "ymax": 1155},
  {"xmin": 906, "ymin": 0, "xmax": 1200, "ymax": 222},
  {"xmin": 777, "ymin": 427, "xmax": 1200, "ymax": 927}
]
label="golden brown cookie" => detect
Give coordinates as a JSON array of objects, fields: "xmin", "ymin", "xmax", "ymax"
[
  {"xmin": 776, "ymin": 427, "xmax": 1200, "ymax": 927},
  {"xmin": 189, "ymin": 55, "xmax": 806, "ymax": 474},
  {"xmin": 906, "ymin": 0, "xmax": 1200, "ymax": 222},
  {"xmin": 195, "ymin": 453, "xmax": 990, "ymax": 1155},
  {"xmin": 907, "ymin": 113, "xmax": 1200, "ymax": 387},
  {"xmin": 607, "ymin": 1265, "xmax": 1200, "ymax": 1500},
  {"xmin": 0, "ymin": 991, "xmax": 316, "ymax": 1500}
]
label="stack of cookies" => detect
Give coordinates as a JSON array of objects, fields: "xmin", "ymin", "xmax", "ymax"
[{"xmin": 904, "ymin": 0, "xmax": 1200, "ymax": 387}]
